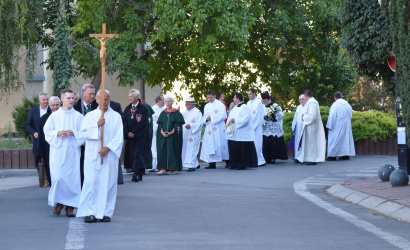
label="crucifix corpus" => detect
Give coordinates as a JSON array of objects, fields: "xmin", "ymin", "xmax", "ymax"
[{"xmin": 90, "ymin": 23, "xmax": 118, "ymax": 164}]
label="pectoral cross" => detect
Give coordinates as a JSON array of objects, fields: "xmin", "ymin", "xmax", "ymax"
[
  {"xmin": 191, "ymin": 119, "xmax": 196, "ymax": 123},
  {"xmin": 188, "ymin": 138, "xmax": 193, "ymax": 142},
  {"xmin": 208, "ymin": 131, "xmax": 212, "ymax": 135},
  {"xmin": 153, "ymin": 115, "xmax": 158, "ymax": 120},
  {"xmin": 90, "ymin": 23, "xmax": 118, "ymax": 164},
  {"xmin": 212, "ymin": 127, "xmax": 217, "ymax": 132},
  {"xmin": 252, "ymin": 110, "xmax": 256, "ymax": 115},
  {"xmin": 214, "ymin": 109, "xmax": 218, "ymax": 114}
]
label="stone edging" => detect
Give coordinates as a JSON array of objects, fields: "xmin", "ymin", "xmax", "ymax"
[{"xmin": 325, "ymin": 184, "xmax": 410, "ymax": 224}]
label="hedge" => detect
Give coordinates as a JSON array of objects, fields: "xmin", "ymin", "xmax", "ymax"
[{"xmin": 283, "ymin": 106, "xmax": 397, "ymax": 144}]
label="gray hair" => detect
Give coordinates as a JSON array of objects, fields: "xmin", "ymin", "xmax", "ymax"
[
  {"xmin": 82, "ymin": 83, "xmax": 95, "ymax": 92},
  {"xmin": 129, "ymin": 89, "xmax": 140, "ymax": 98},
  {"xmin": 165, "ymin": 96, "xmax": 174, "ymax": 103},
  {"xmin": 38, "ymin": 92, "xmax": 49, "ymax": 99},
  {"xmin": 49, "ymin": 96, "xmax": 60, "ymax": 103},
  {"xmin": 73, "ymin": 91, "xmax": 79, "ymax": 97}
]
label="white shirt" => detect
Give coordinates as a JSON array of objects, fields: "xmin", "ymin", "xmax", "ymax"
[{"xmin": 40, "ymin": 106, "xmax": 48, "ymax": 117}]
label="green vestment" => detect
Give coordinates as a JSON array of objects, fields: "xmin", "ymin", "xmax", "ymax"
[{"xmin": 156, "ymin": 109, "xmax": 185, "ymax": 170}]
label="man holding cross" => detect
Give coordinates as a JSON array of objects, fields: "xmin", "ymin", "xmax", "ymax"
[{"xmin": 77, "ymin": 89, "xmax": 123, "ymax": 223}]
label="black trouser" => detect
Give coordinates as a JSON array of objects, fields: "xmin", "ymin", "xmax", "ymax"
[{"xmin": 80, "ymin": 145, "xmax": 85, "ymax": 188}]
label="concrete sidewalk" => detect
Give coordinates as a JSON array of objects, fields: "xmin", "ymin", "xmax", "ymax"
[{"xmin": 325, "ymin": 177, "xmax": 410, "ymax": 224}]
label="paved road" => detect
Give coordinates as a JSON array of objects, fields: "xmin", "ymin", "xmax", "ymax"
[{"xmin": 1, "ymin": 155, "xmax": 409, "ymax": 249}]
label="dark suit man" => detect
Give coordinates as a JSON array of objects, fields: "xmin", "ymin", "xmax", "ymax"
[
  {"xmin": 37, "ymin": 96, "xmax": 61, "ymax": 186},
  {"xmin": 123, "ymin": 89, "xmax": 149, "ymax": 182},
  {"xmin": 73, "ymin": 84, "xmax": 98, "ymax": 116},
  {"xmin": 26, "ymin": 92, "xmax": 50, "ymax": 169}
]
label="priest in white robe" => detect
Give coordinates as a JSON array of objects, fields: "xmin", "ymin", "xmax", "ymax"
[
  {"xmin": 291, "ymin": 94, "xmax": 306, "ymax": 162},
  {"xmin": 150, "ymin": 94, "xmax": 165, "ymax": 171},
  {"xmin": 182, "ymin": 98, "xmax": 203, "ymax": 171},
  {"xmin": 297, "ymin": 90, "xmax": 326, "ymax": 165},
  {"xmin": 247, "ymin": 88, "xmax": 266, "ymax": 166},
  {"xmin": 226, "ymin": 93, "xmax": 258, "ymax": 169},
  {"xmin": 326, "ymin": 91, "xmax": 355, "ymax": 160},
  {"xmin": 77, "ymin": 90, "xmax": 124, "ymax": 223},
  {"xmin": 200, "ymin": 90, "xmax": 229, "ymax": 168},
  {"xmin": 44, "ymin": 89, "xmax": 85, "ymax": 217}
]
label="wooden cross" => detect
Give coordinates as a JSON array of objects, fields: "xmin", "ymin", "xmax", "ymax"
[
  {"xmin": 214, "ymin": 109, "xmax": 218, "ymax": 114},
  {"xmin": 212, "ymin": 127, "xmax": 217, "ymax": 132},
  {"xmin": 188, "ymin": 138, "xmax": 193, "ymax": 143},
  {"xmin": 90, "ymin": 23, "xmax": 118, "ymax": 164}
]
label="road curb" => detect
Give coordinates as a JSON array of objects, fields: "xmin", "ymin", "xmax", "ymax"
[{"xmin": 325, "ymin": 184, "xmax": 410, "ymax": 224}]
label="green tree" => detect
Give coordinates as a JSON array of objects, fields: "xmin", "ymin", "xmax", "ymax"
[
  {"xmin": 148, "ymin": 0, "xmax": 263, "ymax": 104},
  {"xmin": 71, "ymin": 0, "xmax": 154, "ymax": 89},
  {"xmin": 50, "ymin": 14, "xmax": 74, "ymax": 97},
  {"xmin": 0, "ymin": 0, "xmax": 51, "ymax": 99},
  {"xmin": 383, "ymin": 0, "xmax": 410, "ymax": 145},
  {"xmin": 340, "ymin": 0, "xmax": 394, "ymax": 93},
  {"xmin": 148, "ymin": 0, "xmax": 356, "ymax": 108}
]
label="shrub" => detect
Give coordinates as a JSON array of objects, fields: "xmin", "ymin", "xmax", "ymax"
[
  {"xmin": 11, "ymin": 97, "xmax": 38, "ymax": 139},
  {"xmin": 283, "ymin": 106, "xmax": 396, "ymax": 144}
]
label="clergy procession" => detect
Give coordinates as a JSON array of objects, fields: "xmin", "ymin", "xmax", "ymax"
[{"xmin": 28, "ymin": 86, "xmax": 356, "ymax": 223}]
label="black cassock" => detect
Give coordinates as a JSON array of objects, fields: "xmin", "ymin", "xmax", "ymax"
[{"xmin": 123, "ymin": 101, "xmax": 149, "ymax": 176}]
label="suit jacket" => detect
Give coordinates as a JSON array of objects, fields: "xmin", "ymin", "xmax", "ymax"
[
  {"xmin": 123, "ymin": 101, "xmax": 149, "ymax": 170},
  {"xmin": 110, "ymin": 100, "xmax": 124, "ymax": 119},
  {"xmin": 37, "ymin": 113, "xmax": 51, "ymax": 158},
  {"xmin": 73, "ymin": 98, "xmax": 98, "ymax": 116},
  {"xmin": 26, "ymin": 106, "xmax": 51, "ymax": 157}
]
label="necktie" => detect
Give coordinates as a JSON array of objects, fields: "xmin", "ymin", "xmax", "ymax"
[{"xmin": 85, "ymin": 104, "xmax": 91, "ymax": 113}]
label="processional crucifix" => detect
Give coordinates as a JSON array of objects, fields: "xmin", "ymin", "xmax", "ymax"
[{"xmin": 90, "ymin": 24, "xmax": 118, "ymax": 164}]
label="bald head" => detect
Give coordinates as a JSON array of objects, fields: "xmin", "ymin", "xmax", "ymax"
[
  {"xmin": 96, "ymin": 89, "xmax": 110, "ymax": 97},
  {"xmin": 299, "ymin": 94, "xmax": 306, "ymax": 106},
  {"xmin": 96, "ymin": 89, "xmax": 111, "ymax": 111}
]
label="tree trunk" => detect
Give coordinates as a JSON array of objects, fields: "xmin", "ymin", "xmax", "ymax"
[{"xmin": 91, "ymin": 69, "xmax": 102, "ymax": 90}]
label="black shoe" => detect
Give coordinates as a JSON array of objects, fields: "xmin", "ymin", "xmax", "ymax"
[
  {"xmin": 293, "ymin": 158, "xmax": 300, "ymax": 163},
  {"xmin": 196, "ymin": 165, "xmax": 200, "ymax": 169},
  {"xmin": 99, "ymin": 216, "xmax": 111, "ymax": 222},
  {"xmin": 229, "ymin": 167, "xmax": 238, "ymax": 170},
  {"xmin": 326, "ymin": 157, "xmax": 337, "ymax": 161},
  {"xmin": 224, "ymin": 160, "xmax": 231, "ymax": 168},
  {"xmin": 258, "ymin": 164, "xmax": 266, "ymax": 167},
  {"xmin": 205, "ymin": 163, "xmax": 216, "ymax": 169},
  {"xmin": 131, "ymin": 175, "xmax": 139, "ymax": 182},
  {"xmin": 270, "ymin": 159, "xmax": 276, "ymax": 164},
  {"xmin": 338, "ymin": 156, "xmax": 350, "ymax": 160},
  {"xmin": 306, "ymin": 162, "xmax": 317, "ymax": 165},
  {"xmin": 187, "ymin": 168, "xmax": 195, "ymax": 172},
  {"xmin": 138, "ymin": 174, "xmax": 143, "ymax": 181},
  {"xmin": 235, "ymin": 167, "xmax": 246, "ymax": 170},
  {"xmin": 84, "ymin": 215, "xmax": 98, "ymax": 223}
]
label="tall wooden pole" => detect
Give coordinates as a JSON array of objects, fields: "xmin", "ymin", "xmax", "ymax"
[{"xmin": 90, "ymin": 23, "xmax": 118, "ymax": 164}]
